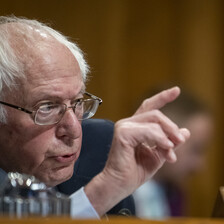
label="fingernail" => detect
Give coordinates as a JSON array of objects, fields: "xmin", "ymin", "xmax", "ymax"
[
  {"xmin": 178, "ymin": 133, "xmax": 185, "ymax": 142},
  {"xmin": 169, "ymin": 150, "xmax": 177, "ymax": 162}
]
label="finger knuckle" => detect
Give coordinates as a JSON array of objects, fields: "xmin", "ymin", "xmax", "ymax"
[
  {"xmin": 151, "ymin": 109, "xmax": 163, "ymax": 118},
  {"xmin": 115, "ymin": 120, "xmax": 131, "ymax": 133},
  {"xmin": 141, "ymin": 98, "xmax": 150, "ymax": 110},
  {"xmin": 149, "ymin": 122, "xmax": 160, "ymax": 131},
  {"xmin": 158, "ymin": 135, "xmax": 168, "ymax": 144}
]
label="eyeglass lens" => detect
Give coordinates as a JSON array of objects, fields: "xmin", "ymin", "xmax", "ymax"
[{"xmin": 34, "ymin": 100, "xmax": 99, "ymax": 125}]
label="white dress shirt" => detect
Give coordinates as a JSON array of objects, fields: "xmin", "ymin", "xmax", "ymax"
[{"xmin": 69, "ymin": 187, "xmax": 99, "ymax": 219}]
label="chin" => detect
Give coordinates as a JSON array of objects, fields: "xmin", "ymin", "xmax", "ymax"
[{"xmin": 38, "ymin": 165, "xmax": 74, "ymax": 187}]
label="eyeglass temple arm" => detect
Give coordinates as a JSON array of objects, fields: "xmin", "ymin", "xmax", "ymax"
[
  {"xmin": 84, "ymin": 92, "xmax": 103, "ymax": 104},
  {"xmin": 0, "ymin": 101, "xmax": 32, "ymax": 114}
]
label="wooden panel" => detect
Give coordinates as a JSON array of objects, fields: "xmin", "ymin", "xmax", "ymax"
[
  {"xmin": 0, "ymin": 217, "xmax": 224, "ymax": 224},
  {"xmin": 0, "ymin": 0, "xmax": 223, "ymax": 217}
]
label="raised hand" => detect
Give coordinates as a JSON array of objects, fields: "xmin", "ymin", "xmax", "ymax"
[{"xmin": 85, "ymin": 86, "xmax": 190, "ymax": 216}]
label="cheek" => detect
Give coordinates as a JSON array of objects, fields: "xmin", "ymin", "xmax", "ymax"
[
  {"xmin": 24, "ymin": 125, "xmax": 58, "ymax": 152},
  {"xmin": 2, "ymin": 111, "xmax": 82, "ymax": 183},
  {"xmin": 16, "ymin": 129, "xmax": 55, "ymax": 172},
  {"xmin": 9, "ymin": 121, "xmax": 56, "ymax": 171}
]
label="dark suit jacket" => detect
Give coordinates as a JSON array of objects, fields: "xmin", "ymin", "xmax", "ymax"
[{"xmin": 56, "ymin": 119, "xmax": 135, "ymax": 216}]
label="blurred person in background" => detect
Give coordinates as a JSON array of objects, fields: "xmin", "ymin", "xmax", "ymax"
[{"xmin": 133, "ymin": 88, "xmax": 213, "ymax": 219}]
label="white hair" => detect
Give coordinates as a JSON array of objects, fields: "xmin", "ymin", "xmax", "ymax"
[{"xmin": 0, "ymin": 16, "xmax": 89, "ymax": 123}]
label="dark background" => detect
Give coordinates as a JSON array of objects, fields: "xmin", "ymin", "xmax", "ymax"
[{"xmin": 1, "ymin": 0, "xmax": 223, "ymax": 217}]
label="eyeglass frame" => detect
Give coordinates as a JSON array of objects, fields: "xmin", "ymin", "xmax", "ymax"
[{"xmin": 0, "ymin": 92, "xmax": 102, "ymax": 125}]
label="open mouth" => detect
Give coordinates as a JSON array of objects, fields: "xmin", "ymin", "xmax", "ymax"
[{"xmin": 54, "ymin": 153, "xmax": 76, "ymax": 163}]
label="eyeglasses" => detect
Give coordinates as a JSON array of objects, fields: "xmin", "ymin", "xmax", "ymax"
[{"xmin": 0, "ymin": 92, "xmax": 102, "ymax": 125}]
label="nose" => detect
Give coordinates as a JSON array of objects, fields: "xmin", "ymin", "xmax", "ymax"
[{"xmin": 55, "ymin": 108, "xmax": 82, "ymax": 141}]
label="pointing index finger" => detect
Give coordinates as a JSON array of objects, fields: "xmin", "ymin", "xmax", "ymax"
[{"xmin": 135, "ymin": 86, "xmax": 181, "ymax": 115}]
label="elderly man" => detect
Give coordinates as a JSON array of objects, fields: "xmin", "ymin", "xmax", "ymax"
[{"xmin": 0, "ymin": 16, "xmax": 190, "ymax": 218}]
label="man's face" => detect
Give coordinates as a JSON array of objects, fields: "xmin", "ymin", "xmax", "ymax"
[{"xmin": 0, "ymin": 41, "xmax": 84, "ymax": 187}]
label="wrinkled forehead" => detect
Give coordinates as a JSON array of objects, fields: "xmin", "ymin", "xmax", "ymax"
[{"xmin": 25, "ymin": 45, "xmax": 82, "ymax": 96}]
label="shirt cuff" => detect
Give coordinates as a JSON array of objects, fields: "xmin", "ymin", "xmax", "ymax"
[{"xmin": 69, "ymin": 187, "xmax": 100, "ymax": 219}]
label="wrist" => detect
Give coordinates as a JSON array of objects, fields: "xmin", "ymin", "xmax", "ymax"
[{"xmin": 84, "ymin": 169, "xmax": 128, "ymax": 217}]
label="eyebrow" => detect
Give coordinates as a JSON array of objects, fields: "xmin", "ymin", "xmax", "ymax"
[{"xmin": 30, "ymin": 86, "xmax": 86, "ymax": 107}]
